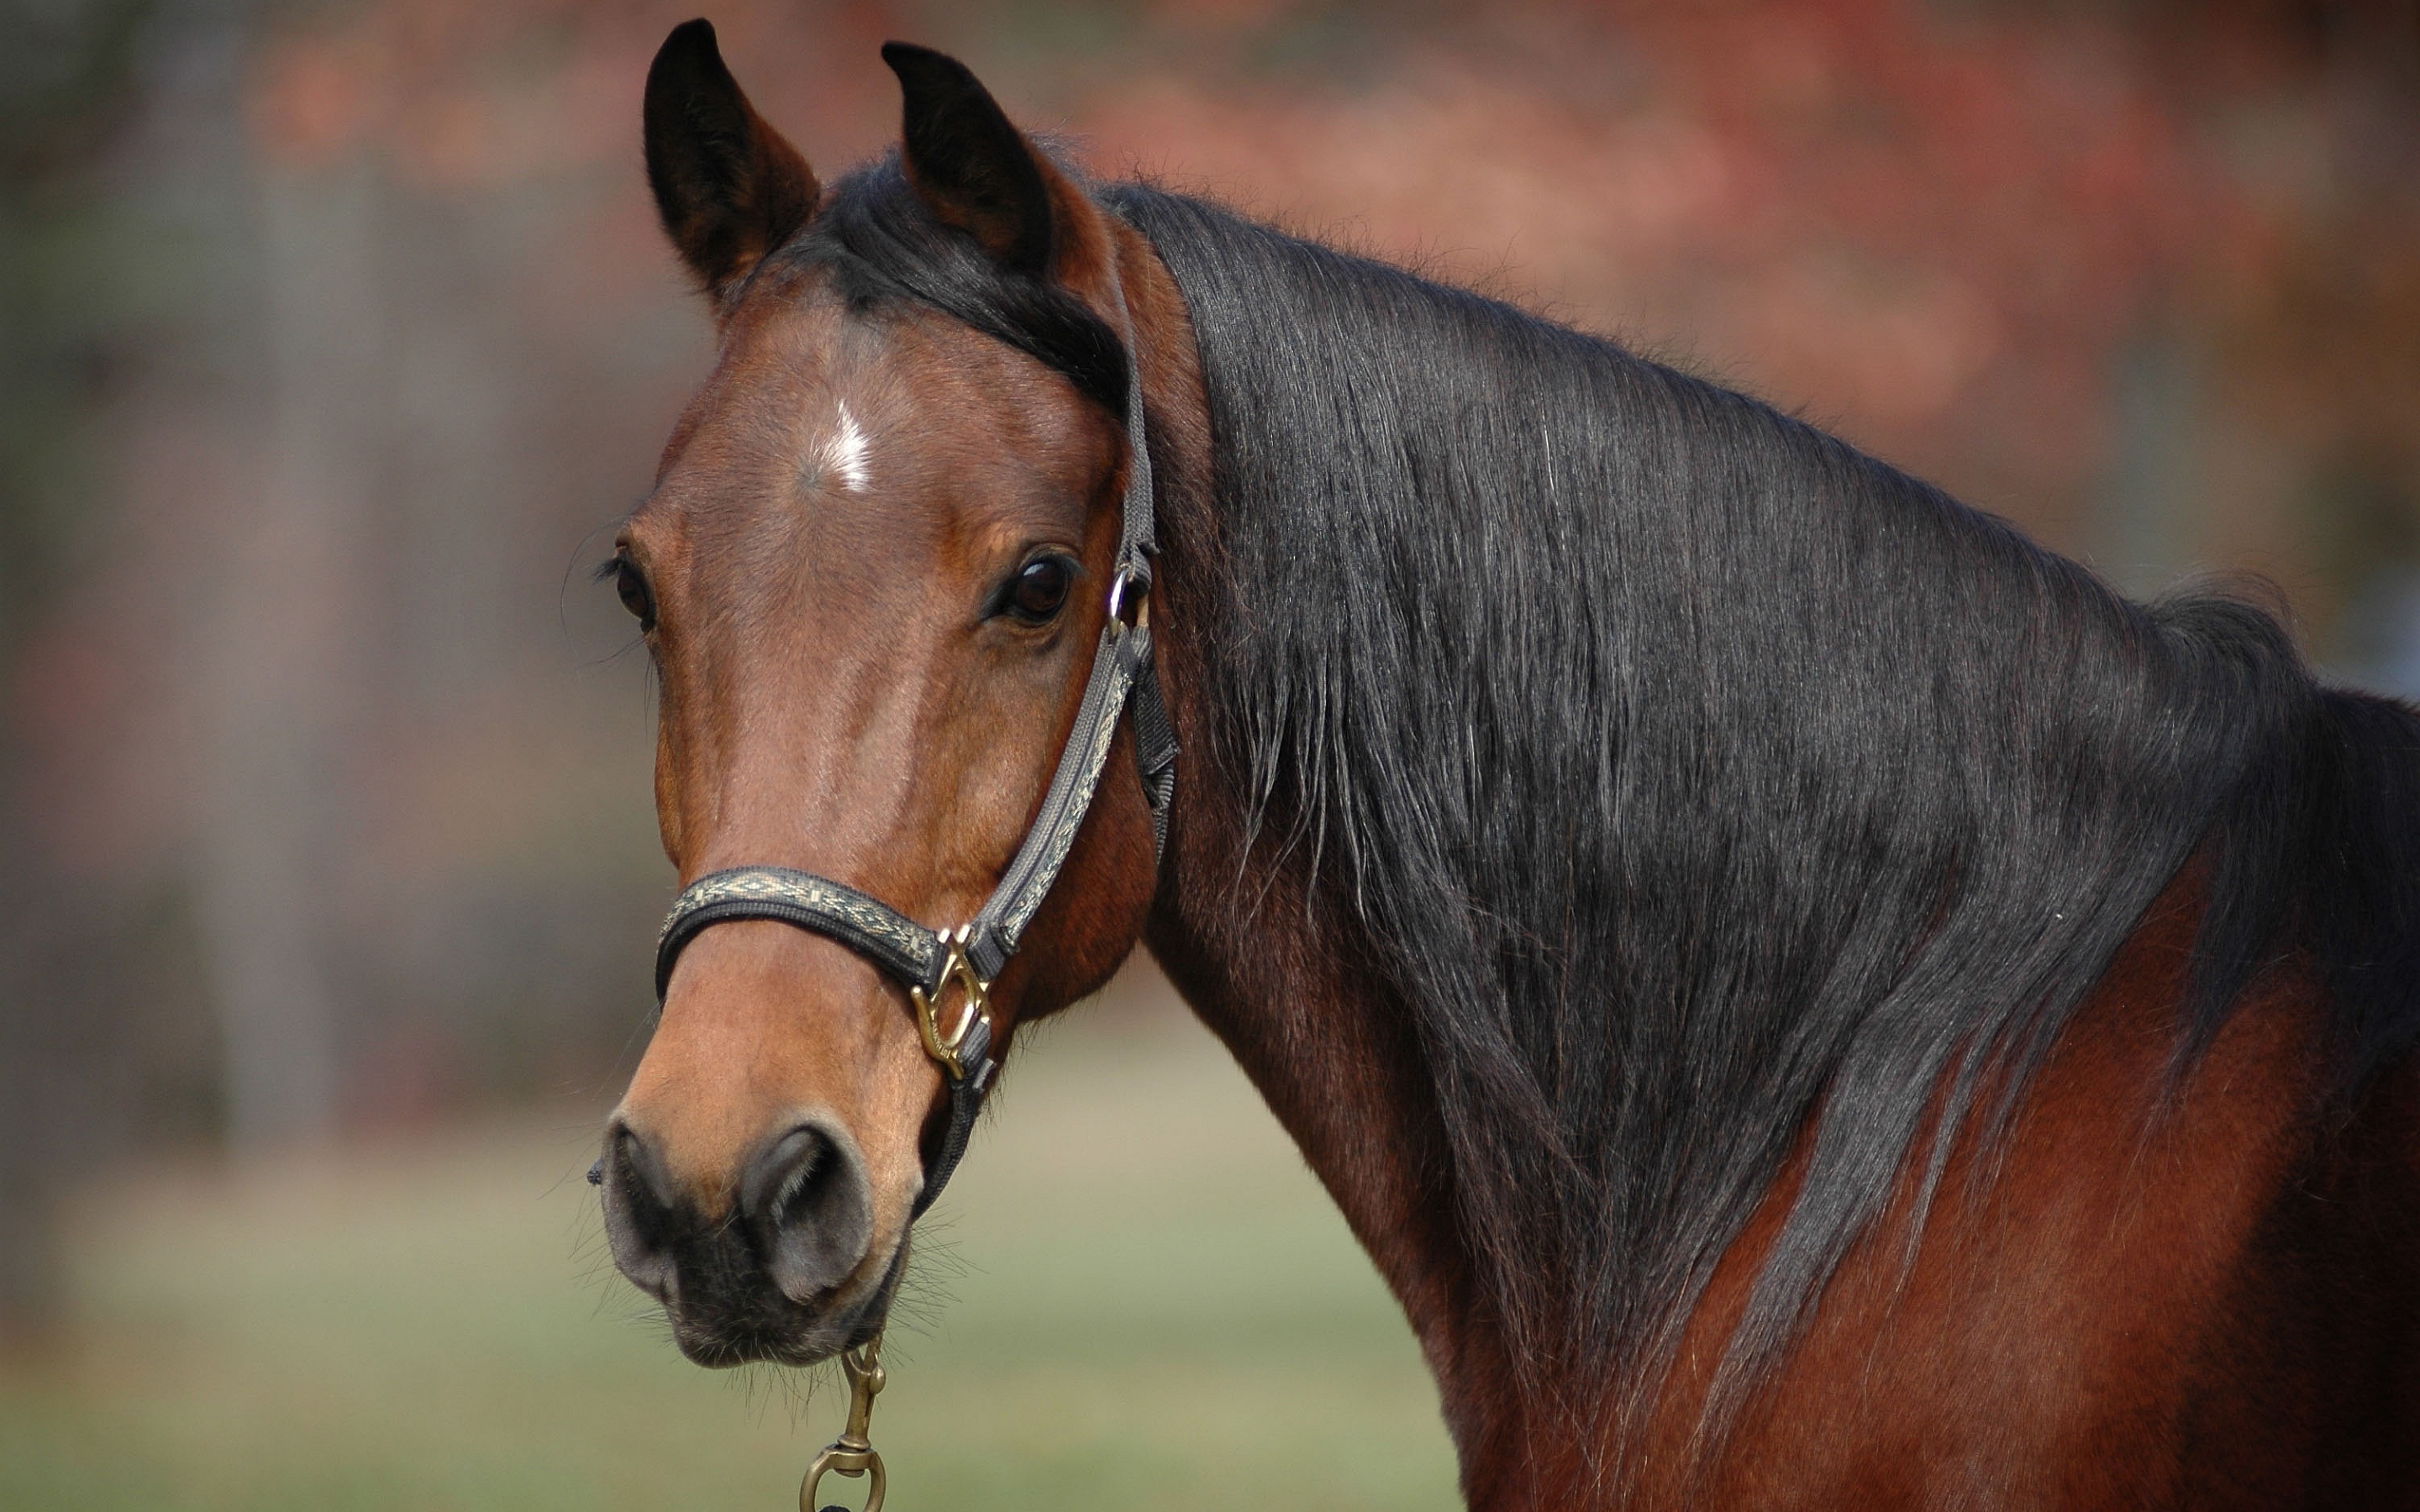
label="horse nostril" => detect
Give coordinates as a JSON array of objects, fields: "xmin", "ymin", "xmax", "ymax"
[
  {"xmin": 599, "ymin": 1121, "xmax": 681, "ymax": 1302},
  {"xmin": 739, "ymin": 1121, "xmax": 873, "ymax": 1305}
]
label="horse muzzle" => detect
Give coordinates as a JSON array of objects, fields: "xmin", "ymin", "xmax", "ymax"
[{"xmin": 600, "ymin": 1110, "xmax": 902, "ymax": 1367}]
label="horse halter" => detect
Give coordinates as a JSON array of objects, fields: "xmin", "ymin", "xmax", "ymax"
[{"xmin": 649, "ymin": 281, "xmax": 1177, "ymax": 1222}]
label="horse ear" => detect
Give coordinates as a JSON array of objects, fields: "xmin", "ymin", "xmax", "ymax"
[
  {"xmin": 644, "ymin": 19, "xmax": 820, "ymax": 299},
  {"xmin": 881, "ymin": 42, "xmax": 1060, "ymax": 276}
]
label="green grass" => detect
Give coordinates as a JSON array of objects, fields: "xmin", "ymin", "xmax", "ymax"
[{"xmin": 0, "ymin": 987, "xmax": 1460, "ymax": 1511}]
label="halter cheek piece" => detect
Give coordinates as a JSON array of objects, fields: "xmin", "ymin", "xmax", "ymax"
[{"xmin": 649, "ymin": 288, "xmax": 1177, "ymax": 1221}]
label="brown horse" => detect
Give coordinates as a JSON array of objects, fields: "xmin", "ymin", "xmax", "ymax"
[{"xmin": 597, "ymin": 21, "xmax": 2420, "ymax": 1508}]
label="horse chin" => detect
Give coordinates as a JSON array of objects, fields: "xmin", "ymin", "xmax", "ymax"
[{"xmin": 665, "ymin": 1230, "xmax": 909, "ymax": 1370}]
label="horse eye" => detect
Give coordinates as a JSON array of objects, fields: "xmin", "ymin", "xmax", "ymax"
[
  {"xmin": 612, "ymin": 556, "xmax": 655, "ymax": 629},
  {"xmin": 1007, "ymin": 557, "xmax": 1072, "ymax": 622}
]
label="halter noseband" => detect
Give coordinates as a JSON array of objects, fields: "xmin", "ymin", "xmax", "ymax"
[{"xmin": 650, "ymin": 271, "xmax": 1177, "ymax": 1220}]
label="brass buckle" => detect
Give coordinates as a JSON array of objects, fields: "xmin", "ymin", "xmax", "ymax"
[
  {"xmin": 800, "ymin": 1336, "xmax": 886, "ymax": 1512},
  {"xmin": 1107, "ymin": 565, "xmax": 1150, "ymax": 635},
  {"xmin": 911, "ymin": 924, "xmax": 990, "ymax": 1083}
]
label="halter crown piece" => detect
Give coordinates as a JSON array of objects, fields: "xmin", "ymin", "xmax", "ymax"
[{"xmin": 650, "ymin": 235, "xmax": 1178, "ymax": 1220}]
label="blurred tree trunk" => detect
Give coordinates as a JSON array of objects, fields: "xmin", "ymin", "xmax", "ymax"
[
  {"xmin": 194, "ymin": 154, "xmax": 384, "ymax": 1152},
  {"xmin": 0, "ymin": 861, "xmax": 66, "ymax": 1347},
  {"xmin": 0, "ymin": 0, "xmax": 160, "ymax": 1347},
  {"xmin": 2095, "ymin": 331, "xmax": 2202, "ymax": 598}
]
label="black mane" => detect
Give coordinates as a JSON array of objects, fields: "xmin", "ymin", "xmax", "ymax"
[{"xmin": 807, "ymin": 160, "xmax": 2420, "ymax": 1425}]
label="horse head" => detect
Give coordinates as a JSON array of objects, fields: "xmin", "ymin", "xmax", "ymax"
[{"xmin": 597, "ymin": 21, "xmax": 1166, "ymax": 1368}]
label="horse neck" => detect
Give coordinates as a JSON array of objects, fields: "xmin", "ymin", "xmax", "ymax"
[
  {"xmin": 1136, "ymin": 743, "xmax": 1546, "ymax": 1499},
  {"xmin": 1121, "ymin": 256, "xmax": 1556, "ymax": 1505}
]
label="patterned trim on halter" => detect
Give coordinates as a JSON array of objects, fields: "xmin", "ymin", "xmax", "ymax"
[
  {"xmin": 657, "ymin": 869, "xmax": 939, "ymax": 975},
  {"xmin": 992, "ymin": 632, "xmax": 1144, "ymax": 953}
]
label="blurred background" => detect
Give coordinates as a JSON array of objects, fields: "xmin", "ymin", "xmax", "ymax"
[{"xmin": 1, "ymin": 0, "xmax": 2416, "ymax": 1506}]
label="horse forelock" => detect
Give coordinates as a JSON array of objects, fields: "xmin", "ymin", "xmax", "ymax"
[{"xmin": 771, "ymin": 153, "xmax": 1130, "ymax": 423}]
